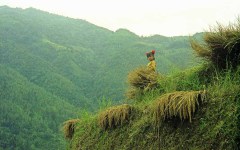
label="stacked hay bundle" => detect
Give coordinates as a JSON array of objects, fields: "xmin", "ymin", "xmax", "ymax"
[
  {"xmin": 151, "ymin": 90, "xmax": 207, "ymax": 124},
  {"xmin": 191, "ymin": 19, "xmax": 240, "ymax": 70},
  {"xmin": 126, "ymin": 66, "xmax": 159, "ymax": 99},
  {"xmin": 98, "ymin": 104, "xmax": 134, "ymax": 130}
]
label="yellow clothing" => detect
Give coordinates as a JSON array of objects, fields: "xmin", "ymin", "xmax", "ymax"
[{"xmin": 147, "ymin": 60, "xmax": 156, "ymax": 72}]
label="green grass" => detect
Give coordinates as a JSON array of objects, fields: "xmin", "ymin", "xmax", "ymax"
[{"xmin": 64, "ymin": 65, "xmax": 240, "ymax": 150}]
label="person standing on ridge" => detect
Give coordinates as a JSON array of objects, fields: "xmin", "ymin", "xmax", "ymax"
[
  {"xmin": 144, "ymin": 50, "xmax": 157, "ymax": 91},
  {"xmin": 146, "ymin": 50, "xmax": 156, "ymax": 72}
]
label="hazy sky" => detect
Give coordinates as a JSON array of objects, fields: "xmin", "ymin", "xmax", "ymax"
[{"xmin": 0, "ymin": 0, "xmax": 240, "ymax": 36}]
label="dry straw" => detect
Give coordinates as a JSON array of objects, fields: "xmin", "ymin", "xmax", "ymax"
[
  {"xmin": 127, "ymin": 66, "xmax": 158, "ymax": 89},
  {"xmin": 62, "ymin": 119, "xmax": 80, "ymax": 139},
  {"xmin": 126, "ymin": 67, "xmax": 158, "ymax": 99},
  {"xmin": 98, "ymin": 104, "xmax": 133, "ymax": 130},
  {"xmin": 190, "ymin": 18, "xmax": 240, "ymax": 69},
  {"xmin": 152, "ymin": 90, "xmax": 206, "ymax": 124}
]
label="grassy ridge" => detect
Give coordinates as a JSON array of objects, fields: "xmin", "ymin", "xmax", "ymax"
[
  {"xmin": 65, "ymin": 19, "xmax": 240, "ymax": 149},
  {"xmin": 66, "ymin": 66, "xmax": 240, "ymax": 149}
]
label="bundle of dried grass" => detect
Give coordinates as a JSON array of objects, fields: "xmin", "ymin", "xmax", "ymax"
[
  {"xmin": 126, "ymin": 67, "xmax": 158, "ymax": 99},
  {"xmin": 152, "ymin": 90, "xmax": 206, "ymax": 124},
  {"xmin": 190, "ymin": 19, "xmax": 240, "ymax": 69},
  {"xmin": 127, "ymin": 67, "xmax": 158, "ymax": 89},
  {"xmin": 63, "ymin": 119, "xmax": 80, "ymax": 140},
  {"xmin": 98, "ymin": 104, "xmax": 133, "ymax": 130}
]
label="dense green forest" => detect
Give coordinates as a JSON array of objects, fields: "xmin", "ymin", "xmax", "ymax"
[{"xmin": 0, "ymin": 6, "xmax": 201, "ymax": 149}]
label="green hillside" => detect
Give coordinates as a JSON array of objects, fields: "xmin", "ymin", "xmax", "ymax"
[
  {"xmin": 0, "ymin": 6, "xmax": 199, "ymax": 102},
  {"xmin": 64, "ymin": 19, "xmax": 240, "ymax": 149},
  {"xmin": 0, "ymin": 6, "xmax": 201, "ymax": 150},
  {"xmin": 0, "ymin": 64, "xmax": 78, "ymax": 149}
]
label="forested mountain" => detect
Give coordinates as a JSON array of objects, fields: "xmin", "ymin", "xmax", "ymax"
[
  {"xmin": 0, "ymin": 65, "xmax": 77, "ymax": 149},
  {"xmin": 0, "ymin": 6, "xmax": 201, "ymax": 149}
]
